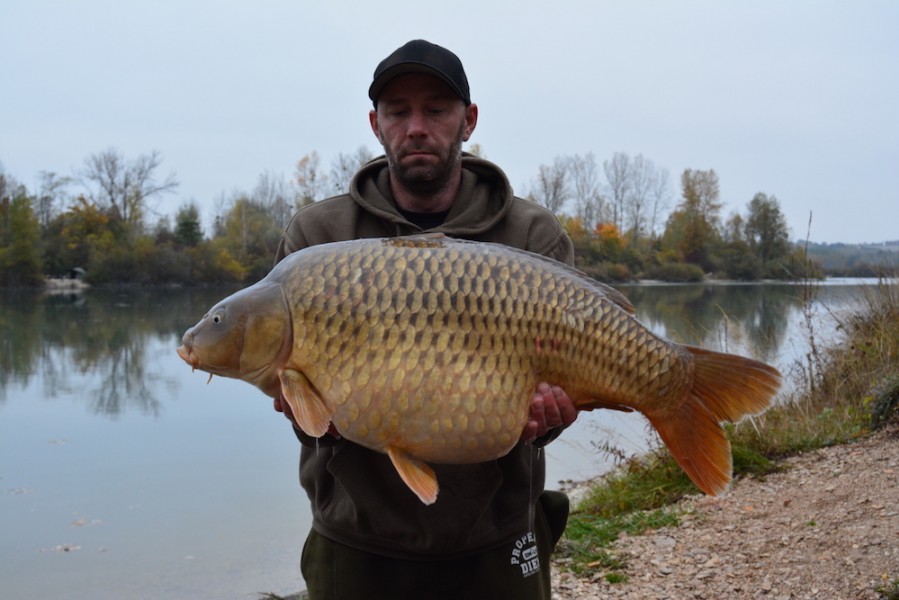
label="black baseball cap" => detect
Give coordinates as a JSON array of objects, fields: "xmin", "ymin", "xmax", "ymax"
[{"xmin": 368, "ymin": 39, "xmax": 471, "ymax": 106}]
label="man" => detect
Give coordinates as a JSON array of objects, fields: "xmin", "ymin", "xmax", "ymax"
[{"xmin": 274, "ymin": 39, "xmax": 578, "ymax": 599}]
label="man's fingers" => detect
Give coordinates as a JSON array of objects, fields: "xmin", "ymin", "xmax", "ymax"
[
  {"xmin": 523, "ymin": 383, "xmax": 579, "ymax": 443},
  {"xmin": 557, "ymin": 389, "xmax": 578, "ymax": 427},
  {"xmin": 541, "ymin": 385, "xmax": 564, "ymax": 429}
]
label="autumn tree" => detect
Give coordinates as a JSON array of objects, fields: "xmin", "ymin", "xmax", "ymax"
[
  {"xmin": 0, "ymin": 193, "xmax": 43, "ymax": 286},
  {"xmin": 663, "ymin": 169, "xmax": 723, "ymax": 271},
  {"xmin": 295, "ymin": 151, "xmax": 327, "ymax": 207},
  {"xmin": 49, "ymin": 197, "xmax": 113, "ymax": 277},
  {"xmin": 218, "ymin": 197, "xmax": 282, "ymax": 281}
]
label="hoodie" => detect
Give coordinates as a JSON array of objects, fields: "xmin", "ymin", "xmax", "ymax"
[{"xmin": 275, "ymin": 153, "xmax": 574, "ymax": 559}]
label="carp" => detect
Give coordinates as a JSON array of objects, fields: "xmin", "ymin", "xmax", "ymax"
[{"xmin": 177, "ymin": 235, "xmax": 781, "ymax": 504}]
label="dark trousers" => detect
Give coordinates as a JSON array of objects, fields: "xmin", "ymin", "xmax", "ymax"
[{"xmin": 301, "ymin": 491, "xmax": 569, "ymax": 600}]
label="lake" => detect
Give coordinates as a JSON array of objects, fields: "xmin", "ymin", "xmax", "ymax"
[{"xmin": 0, "ymin": 280, "xmax": 873, "ymax": 599}]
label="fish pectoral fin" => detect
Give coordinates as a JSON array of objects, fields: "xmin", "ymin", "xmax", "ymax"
[
  {"xmin": 279, "ymin": 369, "xmax": 333, "ymax": 438},
  {"xmin": 386, "ymin": 446, "xmax": 439, "ymax": 505}
]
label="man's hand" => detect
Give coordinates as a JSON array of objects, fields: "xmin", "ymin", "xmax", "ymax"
[
  {"xmin": 273, "ymin": 394, "xmax": 298, "ymax": 426},
  {"xmin": 521, "ymin": 383, "xmax": 578, "ymax": 443}
]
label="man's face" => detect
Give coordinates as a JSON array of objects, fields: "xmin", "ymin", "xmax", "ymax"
[{"xmin": 370, "ymin": 73, "xmax": 477, "ymax": 197}]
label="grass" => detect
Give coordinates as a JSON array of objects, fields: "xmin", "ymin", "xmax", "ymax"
[
  {"xmin": 879, "ymin": 576, "xmax": 899, "ymax": 600},
  {"xmin": 558, "ymin": 276, "xmax": 899, "ymax": 581},
  {"xmin": 559, "ymin": 508, "xmax": 678, "ymax": 580}
]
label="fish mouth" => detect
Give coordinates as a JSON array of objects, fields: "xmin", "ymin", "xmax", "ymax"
[{"xmin": 176, "ymin": 344, "xmax": 200, "ymax": 370}]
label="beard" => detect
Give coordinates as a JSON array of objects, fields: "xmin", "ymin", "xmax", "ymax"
[{"xmin": 381, "ymin": 121, "xmax": 466, "ymax": 196}]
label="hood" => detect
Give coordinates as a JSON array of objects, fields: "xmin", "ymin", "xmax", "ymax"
[{"xmin": 348, "ymin": 153, "xmax": 515, "ymax": 236}]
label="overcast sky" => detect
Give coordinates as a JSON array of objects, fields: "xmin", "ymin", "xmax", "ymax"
[{"xmin": 3, "ymin": 1, "xmax": 897, "ymax": 245}]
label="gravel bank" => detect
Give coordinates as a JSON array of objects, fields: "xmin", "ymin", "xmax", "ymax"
[{"xmin": 552, "ymin": 424, "xmax": 899, "ymax": 599}]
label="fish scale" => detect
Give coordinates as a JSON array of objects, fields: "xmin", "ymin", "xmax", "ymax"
[{"xmin": 178, "ymin": 234, "xmax": 781, "ymax": 505}]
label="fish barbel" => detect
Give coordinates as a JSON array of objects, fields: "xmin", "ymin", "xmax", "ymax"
[{"xmin": 177, "ymin": 235, "xmax": 781, "ymax": 504}]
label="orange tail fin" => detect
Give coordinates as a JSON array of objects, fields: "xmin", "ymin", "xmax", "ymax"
[{"xmin": 646, "ymin": 347, "xmax": 781, "ymax": 496}]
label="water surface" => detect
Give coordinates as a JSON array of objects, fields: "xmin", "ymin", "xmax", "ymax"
[{"xmin": 0, "ymin": 281, "xmax": 872, "ymax": 598}]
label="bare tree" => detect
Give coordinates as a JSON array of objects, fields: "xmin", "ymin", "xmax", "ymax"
[
  {"xmin": 647, "ymin": 166, "xmax": 671, "ymax": 240},
  {"xmin": 569, "ymin": 153, "xmax": 605, "ymax": 230},
  {"xmin": 603, "ymin": 152, "xmax": 631, "ymax": 232},
  {"xmin": 466, "ymin": 143, "xmax": 485, "ymax": 158},
  {"xmin": 36, "ymin": 171, "xmax": 72, "ymax": 229},
  {"xmin": 0, "ymin": 164, "xmax": 24, "ymax": 202},
  {"xmin": 329, "ymin": 146, "xmax": 375, "ymax": 195},
  {"xmin": 80, "ymin": 148, "xmax": 178, "ymax": 230},
  {"xmin": 624, "ymin": 154, "xmax": 656, "ymax": 242},
  {"xmin": 529, "ymin": 156, "xmax": 570, "ymax": 213},
  {"xmin": 252, "ymin": 170, "xmax": 294, "ymax": 229}
]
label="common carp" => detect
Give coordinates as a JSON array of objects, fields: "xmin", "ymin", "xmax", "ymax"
[{"xmin": 177, "ymin": 235, "xmax": 781, "ymax": 504}]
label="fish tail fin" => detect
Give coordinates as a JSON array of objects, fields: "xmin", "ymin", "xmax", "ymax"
[{"xmin": 647, "ymin": 347, "xmax": 781, "ymax": 496}]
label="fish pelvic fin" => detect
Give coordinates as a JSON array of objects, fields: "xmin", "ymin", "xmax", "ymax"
[
  {"xmin": 279, "ymin": 368, "xmax": 333, "ymax": 438},
  {"xmin": 648, "ymin": 348, "xmax": 782, "ymax": 497},
  {"xmin": 386, "ymin": 446, "xmax": 439, "ymax": 505}
]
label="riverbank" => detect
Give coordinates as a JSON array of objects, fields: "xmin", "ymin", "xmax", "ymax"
[
  {"xmin": 552, "ymin": 278, "xmax": 898, "ymax": 598},
  {"xmin": 551, "ymin": 422, "xmax": 899, "ymax": 599}
]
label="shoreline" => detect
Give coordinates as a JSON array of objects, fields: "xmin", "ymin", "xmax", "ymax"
[{"xmin": 551, "ymin": 424, "xmax": 899, "ymax": 599}]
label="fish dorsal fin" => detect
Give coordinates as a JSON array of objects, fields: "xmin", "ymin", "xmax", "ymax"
[
  {"xmin": 383, "ymin": 232, "xmax": 449, "ymax": 249},
  {"xmin": 279, "ymin": 368, "xmax": 333, "ymax": 438},
  {"xmin": 386, "ymin": 446, "xmax": 439, "ymax": 505}
]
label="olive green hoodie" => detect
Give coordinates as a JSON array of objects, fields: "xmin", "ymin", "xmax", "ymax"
[
  {"xmin": 275, "ymin": 154, "xmax": 573, "ymax": 559},
  {"xmin": 276, "ymin": 154, "xmax": 573, "ymax": 264}
]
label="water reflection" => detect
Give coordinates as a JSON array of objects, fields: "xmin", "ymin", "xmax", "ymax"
[
  {"xmin": 620, "ymin": 283, "xmax": 799, "ymax": 364},
  {"xmin": 0, "ymin": 287, "xmax": 236, "ymax": 414}
]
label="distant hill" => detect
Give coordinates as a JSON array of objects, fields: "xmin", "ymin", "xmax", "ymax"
[{"xmin": 802, "ymin": 240, "xmax": 899, "ymax": 276}]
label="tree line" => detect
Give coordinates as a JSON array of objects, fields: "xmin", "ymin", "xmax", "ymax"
[{"xmin": 1, "ymin": 147, "xmax": 818, "ymax": 288}]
